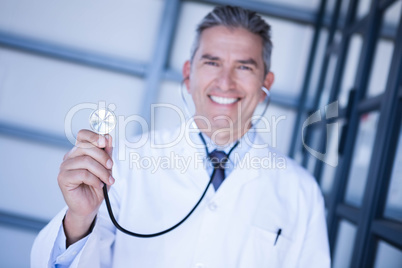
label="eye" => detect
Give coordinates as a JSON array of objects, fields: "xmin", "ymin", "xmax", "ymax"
[
  {"xmin": 205, "ymin": 61, "xmax": 219, "ymax": 67},
  {"xmin": 239, "ymin": 65, "xmax": 252, "ymax": 71}
]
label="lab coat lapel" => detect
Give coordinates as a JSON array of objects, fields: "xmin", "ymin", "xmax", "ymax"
[
  {"xmin": 176, "ymin": 131, "xmax": 213, "ymax": 195},
  {"xmin": 210, "ymin": 140, "xmax": 265, "ymax": 200},
  {"xmin": 211, "ymin": 133, "xmax": 285, "ymax": 200}
]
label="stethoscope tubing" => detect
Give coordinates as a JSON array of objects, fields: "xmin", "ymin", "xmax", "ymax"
[
  {"xmin": 102, "ymin": 169, "xmax": 217, "ymax": 238},
  {"xmin": 102, "ymin": 134, "xmax": 238, "ymax": 238},
  {"xmin": 102, "ymin": 81, "xmax": 270, "ymax": 237}
]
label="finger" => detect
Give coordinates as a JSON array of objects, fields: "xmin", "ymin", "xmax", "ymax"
[
  {"xmin": 59, "ymin": 169, "xmax": 105, "ymax": 190},
  {"xmin": 104, "ymin": 134, "xmax": 113, "ymax": 158},
  {"xmin": 63, "ymin": 148, "xmax": 73, "ymax": 161},
  {"xmin": 64, "ymin": 145, "xmax": 79, "ymax": 161},
  {"xmin": 66, "ymin": 144, "xmax": 113, "ymax": 170},
  {"xmin": 61, "ymin": 156, "xmax": 114, "ymax": 185},
  {"xmin": 76, "ymin": 129, "xmax": 107, "ymax": 149}
]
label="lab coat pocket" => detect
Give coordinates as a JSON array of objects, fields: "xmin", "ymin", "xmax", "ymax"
[{"xmin": 238, "ymin": 226, "xmax": 292, "ymax": 268}]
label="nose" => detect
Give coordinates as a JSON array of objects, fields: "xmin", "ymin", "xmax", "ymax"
[{"xmin": 216, "ymin": 67, "xmax": 235, "ymax": 92}]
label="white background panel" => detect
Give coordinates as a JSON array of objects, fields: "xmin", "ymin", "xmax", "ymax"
[
  {"xmin": 367, "ymin": 40, "xmax": 394, "ymax": 97},
  {"xmin": 255, "ymin": 103, "xmax": 296, "ymax": 155},
  {"xmin": 260, "ymin": 16, "xmax": 313, "ymax": 95},
  {"xmin": 0, "ymin": 48, "xmax": 145, "ymax": 136},
  {"xmin": 169, "ymin": 2, "xmax": 215, "ymax": 72},
  {"xmin": 332, "ymin": 220, "xmax": 357, "ymax": 268},
  {"xmin": 374, "ymin": 241, "xmax": 402, "ymax": 267},
  {"xmin": 357, "ymin": 0, "xmax": 371, "ymax": 20},
  {"xmin": 339, "ymin": 35, "xmax": 363, "ymax": 107},
  {"xmin": 308, "ymin": 29, "xmax": 328, "ymax": 100},
  {"xmin": 154, "ymin": 81, "xmax": 187, "ymax": 131},
  {"xmin": 319, "ymin": 55, "xmax": 338, "ymax": 108},
  {"xmin": 384, "ymin": 0, "xmax": 402, "ymax": 26},
  {"xmin": 321, "ymin": 120, "xmax": 344, "ymax": 194},
  {"xmin": 325, "ymin": 0, "xmax": 337, "ymax": 18},
  {"xmin": 0, "ymin": 136, "xmax": 68, "ymax": 219},
  {"xmin": 0, "ymin": 225, "xmax": 38, "ymax": 268},
  {"xmin": 0, "ymin": 0, "xmax": 164, "ymax": 61},
  {"xmin": 345, "ymin": 112, "xmax": 379, "ymax": 207}
]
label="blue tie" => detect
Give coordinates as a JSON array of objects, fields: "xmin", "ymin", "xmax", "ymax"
[{"xmin": 209, "ymin": 150, "xmax": 228, "ymax": 191}]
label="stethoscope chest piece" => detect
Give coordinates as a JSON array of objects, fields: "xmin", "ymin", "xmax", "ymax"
[{"xmin": 89, "ymin": 108, "xmax": 117, "ymax": 135}]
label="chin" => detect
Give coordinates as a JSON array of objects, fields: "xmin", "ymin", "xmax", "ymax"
[{"xmin": 210, "ymin": 118, "xmax": 238, "ymax": 131}]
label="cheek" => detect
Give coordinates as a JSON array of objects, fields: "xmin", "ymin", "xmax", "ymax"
[
  {"xmin": 247, "ymin": 85, "xmax": 264, "ymax": 101},
  {"xmin": 188, "ymin": 82, "xmax": 206, "ymax": 107},
  {"xmin": 189, "ymin": 78, "xmax": 209, "ymax": 96}
]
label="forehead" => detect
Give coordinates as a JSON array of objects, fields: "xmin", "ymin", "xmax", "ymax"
[{"xmin": 195, "ymin": 26, "xmax": 264, "ymax": 62}]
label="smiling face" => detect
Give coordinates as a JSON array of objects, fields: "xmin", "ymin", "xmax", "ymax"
[{"xmin": 183, "ymin": 26, "xmax": 274, "ymax": 145}]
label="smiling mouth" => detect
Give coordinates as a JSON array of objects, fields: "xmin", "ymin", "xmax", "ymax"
[{"xmin": 209, "ymin": 95, "xmax": 240, "ymax": 105}]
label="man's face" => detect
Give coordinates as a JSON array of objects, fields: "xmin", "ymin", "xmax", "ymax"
[{"xmin": 183, "ymin": 26, "xmax": 274, "ymax": 138}]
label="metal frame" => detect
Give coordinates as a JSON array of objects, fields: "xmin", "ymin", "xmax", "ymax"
[
  {"xmin": 298, "ymin": 0, "xmax": 347, "ymax": 171},
  {"xmin": 140, "ymin": 0, "xmax": 182, "ymax": 126},
  {"xmin": 0, "ymin": 121, "xmax": 71, "ymax": 149},
  {"xmin": 0, "ymin": 31, "xmax": 147, "ymax": 77},
  {"xmin": 288, "ymin": 0, "xmax": 328, "ymax": 158},
  {"xmin": 1, "ymin": 1, "xmax": 402, "ymax": 267},
  {"xmin": 0, "ymin": 211, "xmax": 47, "ymax": 233},
  {"xmin": 350, "ymin": 3, "xmax": 402, "ymax": 265},
  {"xmin": 301, "ymin": 0, "xmax": 402, "ymax": 266}
]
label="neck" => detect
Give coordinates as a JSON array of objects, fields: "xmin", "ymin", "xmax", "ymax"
[{"xmin": 194, "ymin": 118, "xmax": 251, "ymax": 146}]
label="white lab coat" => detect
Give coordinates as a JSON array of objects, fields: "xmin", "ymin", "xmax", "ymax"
[{"xmin": 31, "ymin": 125, "xmax": 330, "ymax": 268}]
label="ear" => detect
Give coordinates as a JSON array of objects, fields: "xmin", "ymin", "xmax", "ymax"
[
  {"xmin": 182, "ymin": 60, "xmax": 191, "ymax": 92},
  {"xmin": 260, "ymin": 72, "xmax": 275, "ymax": 102}
]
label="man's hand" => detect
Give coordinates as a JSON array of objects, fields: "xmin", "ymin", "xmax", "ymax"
[{"xmin": 58, "ymin": 129, "xmax": 114, "ymax": 246}]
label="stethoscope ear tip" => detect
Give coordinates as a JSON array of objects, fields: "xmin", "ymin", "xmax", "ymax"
[{"xmin": 261, "ymin": 86, "xmax": 270, "ymax": 95}]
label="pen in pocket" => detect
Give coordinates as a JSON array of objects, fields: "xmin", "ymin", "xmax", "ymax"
[{"xmin": 274, "ymin": 228, "xmax": 282, "ymax": 246}]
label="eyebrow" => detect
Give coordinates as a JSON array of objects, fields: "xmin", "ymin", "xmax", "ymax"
[
  {"xmin": 201, "ymin": 54, "xmax": 259, "ymax": 67},
  {"xmin": 201, "ymin": 54, "xmax": 220, "ymax": 61},
  {"xmin": 237, "ymin": 58, "xmax": 258, "ymax": 67}
]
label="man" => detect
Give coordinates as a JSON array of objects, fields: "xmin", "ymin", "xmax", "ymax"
[{"xmin": 31, "ymin": 5, "xmax": 330, "ymax": 267}]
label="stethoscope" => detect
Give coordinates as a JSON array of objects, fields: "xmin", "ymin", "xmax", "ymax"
[{"xmin": 91, "ymin": 80, "xmax": 271, "ymax": 238}]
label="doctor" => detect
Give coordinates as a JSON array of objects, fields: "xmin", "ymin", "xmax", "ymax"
[{"xmin": 31, "ymin": 5, "xmax": 330, "ymax": 268}]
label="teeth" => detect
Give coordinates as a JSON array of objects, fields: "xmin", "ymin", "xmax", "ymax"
[{"xmin": 210, "ymin": 95, "xmax": 239, "ymax": 105}]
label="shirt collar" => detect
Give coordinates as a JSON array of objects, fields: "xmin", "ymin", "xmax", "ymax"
[{"xmin": 188, "ymin": 122, "xmax": 256, "ymax": 157}]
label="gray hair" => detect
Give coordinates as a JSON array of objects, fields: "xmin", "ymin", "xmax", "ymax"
[{"xmin": 190, "ymin": 5, "xmax": 273, "ymax": 75}]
